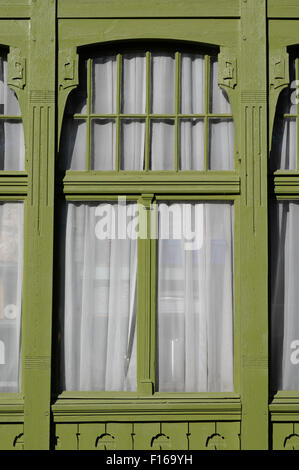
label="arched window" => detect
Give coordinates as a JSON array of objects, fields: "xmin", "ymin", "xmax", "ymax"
[
  {"xmin": 58, "ymin": 44, "xmax": 235, "ymax": 393},
  {"xmin": 60, "ymin": 45, "xmax": 234, "ymax": 172}
]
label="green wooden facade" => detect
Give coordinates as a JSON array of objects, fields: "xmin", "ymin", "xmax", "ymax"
[{"xmin": 0, "ymin": 0, "xmax": 297, "ymax": 450}]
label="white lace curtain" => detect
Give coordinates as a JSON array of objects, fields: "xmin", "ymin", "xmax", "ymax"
[
  {"xmin": 0, "ymin": 202, "xmax": 23, "ymax": 392},
  {"xmin": 64, "ymin": 51, "xmax": 234, "ymax": 171},
  {"xmin": 61, "ymin": 202, "xmax": 234, "ymax": 392}
]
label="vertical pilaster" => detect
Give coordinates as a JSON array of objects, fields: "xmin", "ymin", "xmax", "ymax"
[
  {"xmin": 23, "ymin": 0, "xmax": 56, "ymax": 449},
  {"xmin": 137, "ymin": 194, "xmax": 155, "ymax": 395},
  {"xmin": 239, "ymin": 0, "xmax": 268, "ymax": 449}
]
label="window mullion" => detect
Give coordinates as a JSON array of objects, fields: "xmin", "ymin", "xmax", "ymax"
[
  {"xmin": 204, "ymin": 54, "xmax": 210, "ymax": 173},
  {"xmin": 137, "ymin": 194, "xmax": 155, "ymax": 395},
  {"xmin": 175, "ymin": 51, "xmax": 180, "ymax": 172},
  {"xmin": 86, "ymin": 58, "xmax": 92, "ymax": 171},
  {"xmin": 116, "ymin": 53, "xmax": 122, "ymax": 172}
]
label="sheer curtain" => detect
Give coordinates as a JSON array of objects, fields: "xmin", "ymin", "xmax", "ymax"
[
  {"xmin": 121, "ymin": 53, "xmax": 146, "ymax": 170},
  {"xmin": 209, "ymin": 58, "xmax": 234, "ymax": 170},
  {"xmin": 0, "ymin": 57, "xmax": 25, "ymax": 171},
  {"xmin": 271, "ymin": 92, "xmax": 296, "ymax": 171},
  {"xmin": 179, "ymin": 54, "xmax": 205, "ymax": 170},
  {"xmin": 0, "ymin": 202, "xmax": 23, "ymax": 392},
  {"xmin": 271, "ymin": 202, "xmax": 299, "ymax": 390},
  {"xmin": 157, "ymin": 202, "xmax": 234, "ymax": 392},
  {"xmin": 61, "ymin": 203, "xmax": 137, "ymax": 391}
]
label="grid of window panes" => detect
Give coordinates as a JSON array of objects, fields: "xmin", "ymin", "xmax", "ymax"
[
  {"xmin": 61, "ymin": 49, "xmax": 234, "ymax": 172},
  {"xmin": 0, "ymin": 53, "xmax": 25, "ymax": 171}
]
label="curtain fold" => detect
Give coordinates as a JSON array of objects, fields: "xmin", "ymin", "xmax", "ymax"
[{"xmin": 62, "ymin": 203, "xmax": 137, "ymax": 391}]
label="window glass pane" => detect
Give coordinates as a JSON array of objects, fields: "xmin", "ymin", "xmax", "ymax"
[
  {"xmin": 0, "ymin": 58, "xmax": 21, "ymax": 116},
  {"xmin": 157, "ymin": 202, "xmax": 234, "ymax": 392},
  {"xmin": 122, "ymin": 53, "xmax": 146, "ymax": 114},
  {"xmin": 120, "ymin": 119, "xmax": 145, "ymax": 170},
  {"xmin": 0, "ymin": 120, "xmax": 25, "ymax": 170},
  {"xmin": 271, "ymin": 57, "xmax": 297, "ymax": 171},
  {"xmin": 60, "ymin": 119, "xmax": 86, "ymax": 170},
  {"xmin": 150, "ymin": 119, "xmax": 175, "ymax": 170},
  {"xmin": 0, "ymin": 202, "xmax": 23, "ymax": 393},
  {"xmin": 271, "ymin": 201, "xmax": 299, "ymax": 391},
  {"xmin": 180, "ymin": 119, "xmax": 204, "ymax": 170},
  {"xmin": 209, "ymin": 119, "xmax": 234, "ymax": 170},
  {"xmin": 65, "ymin": 59, "xmax": 87, "ymax": 115},
  {"xmin": 277, "ymin": 57, "xmax": 296, "ymax": 116},
  {"xmin": 271, "ymin": 118, "xmax": 296, "ymax": 171},
  {"xmin": 60, "ymin": 202, "xmax": 137, "ymax": 391},
  {"xmin": 210, "ymin": 57, "xmax": 232, "ymax": 114},
  {"xmin": 92, "ymin": 56, "xmax": 117, "ymax": 114},
  {"xmin": 151, "ymin": 53, "xmax": 175, "ymax": 114},
  {"xmin": 91, "ymin": 119, "xmax": 116, "ymax": 170},
  {"xmin": 181, "ymin": 54, "xmax": 205, "ymax": 114}
]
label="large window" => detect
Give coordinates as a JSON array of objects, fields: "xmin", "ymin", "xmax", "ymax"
[
  {"xmin": 58, "ymin": 45, "xmax": 235, "ymax": 394},
  {"xmin": 0, "ymin": 51, "xmax": 25, "ymax": 393},
  {"xmin": 271, "ymin": 53, "xmax": 299, "ymax": 391}
]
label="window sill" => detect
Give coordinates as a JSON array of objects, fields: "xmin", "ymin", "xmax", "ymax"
[
  {"xmin": 63, "ymin": 172, "xmax": 240, "ymax": 196},
  {"xmin": 270, "ymin": 392, "xmax": 299, "ymax": 421},
  {"xmin": 0, "ymin": 394, "xmax": 24, "ymax": 422},
  {"xmin": 52, "ymin": 393, "xmax": 241, "ymax": 423}
]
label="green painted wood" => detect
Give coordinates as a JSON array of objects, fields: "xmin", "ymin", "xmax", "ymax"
[
  {"xmin": 78, "ymin": 423, "xmax": 106, "ymax": 450},
  {"xmin": 239, "ymin": 0, "xmax": 269, "ymax": 450},
  {"xmin": 58, "ymin": 19, "xmax": 238, "ymax": 51},
  {"xmin": 268, "ymin": 0, "xmax": 299, "ymax": 18},
  {"xmin": 161, "ymin": 422, "xmax": 188, "ymax": 450},
  {"xmin": 133, "ymin": 422, "xmax": 160, "ymax": 450},
  {"xmin": 55, "ymin": 423, "xmax": 78, "ymax": 450},
  {"xmin": 216, "ymin": 421, "xmax": 240, "ymax": 450},
  {"xmin": 137, "ymin": 194, "xmax": 155, "ymax": 395},
  {"xmin": 272, "ymin": 422, "xmax": 294, "ymax": 450},
  {"xmin": 0, "ymin": 424, "xmax": 23, "ymax": 450},
  {"xmin": 0, "ymin": 2, "xmax": 30, "ymax": 19},
  {"xmin": 107, "ymin": 423, "xmax": 134, "ymax": 450},
  {"xmin": 57, "ymin": 0, "xmax": 240, "ymax": 19},
  {"xmin": 22, "ymin": 0, "xmax": 56, "ymax": 450},
  {"xmin": 1, "ymin": 0, "xmax": 299, "ymax": 451},
  {"xmin": 188, "ymin": 422, "xmax": 215, "ymax": 450}
]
